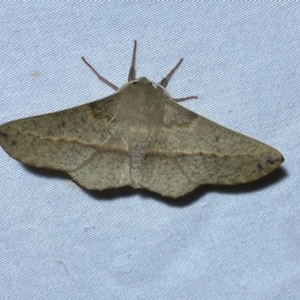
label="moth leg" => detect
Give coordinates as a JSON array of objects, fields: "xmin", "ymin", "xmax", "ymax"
[
  {"xmin": 159, "ymin": 58, "xmax": 198, "ymax": 101},
  {"xmin": 173, "ymin": 95, "xmax": 198, "ymax": 102},
  {"xmin": 81, "ymin": 56, "xmax": 118, "ymax": 91},
  {"xmin": 159, "ymin": 58, "xmax": 183, "ymax": 88},
  {"xmin": 128, "ymin": 40, "xmax": 137, "ymax": 82}
]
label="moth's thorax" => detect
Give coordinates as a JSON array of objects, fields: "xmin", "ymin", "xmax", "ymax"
[{"xmin": 116, "ymin": 77, "xmax": 168, "ymax": 132}]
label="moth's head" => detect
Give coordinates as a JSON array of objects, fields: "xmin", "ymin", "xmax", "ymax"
[{"xmin": 118, "ymin": 77, "xmax": 172, "ymax": 100}]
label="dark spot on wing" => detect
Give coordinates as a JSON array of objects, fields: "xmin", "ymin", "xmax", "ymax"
[
  {"xmin": 213, "ymin": 136, "xmax": 220, "ymax": 142},
  {"xmin": 11, "ymin": 140, "xmax": 17, "ymax": 146},
  {"xmin": 88, "ymin": 98, "xmax": 116, "ymax": 120},
  {"xmin": 81, "ymin": 116, "xmax": 88, "ymax": 124},
  {"xmin": 266, "ymin": 155, "xmax": 284, "ymax": 165},
  {"xmin": 0, "ymin": 132, "xmax": 9, "ymax": 139},
  {"xmin": 267, "ymin": 157, "xmax": 275, "ymax": 164},
  {"xmin": 257, "ymin": 163, "xmax": 263, "ymax": 170},
  {"xmin": 88, "ymin": 102, "xmax": 97, "ymax": 109}
]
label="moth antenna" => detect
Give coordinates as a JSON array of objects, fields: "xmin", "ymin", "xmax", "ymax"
[
  {"xmin": 128, "ymin": 40, "xmax": 137, "ymax": 82},
  {"xmin": 81, "ymin": 56, "xmax": 118, "ymax": 91},
  {"xmin": 159, "ymin": 58, "xmax": 183, "ymax": 88}
]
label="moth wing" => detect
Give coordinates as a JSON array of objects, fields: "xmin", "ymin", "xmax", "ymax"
[
  {"xmin": 139, "ymin": 99, "xmax": 284, "ymax": 198},
  {"xmin": 0, "ymin": 94, "xmax": 131, "ymax": 190}
]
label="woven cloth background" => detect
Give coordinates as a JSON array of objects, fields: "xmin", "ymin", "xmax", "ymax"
[{"xmin": 0, "ymin": 3, "xmax": 298, "ymax": 300}]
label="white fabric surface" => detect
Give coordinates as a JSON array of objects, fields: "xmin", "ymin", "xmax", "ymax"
[{"xmin": 0, "ymin": 3, "xmax": 298, "ymax": 300}]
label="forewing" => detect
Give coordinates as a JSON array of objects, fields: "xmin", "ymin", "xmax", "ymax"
[
  {"xmin": 0, "ymin": 94, "xmax": 131, "ymax": 190},
  {"xmin": 139, "ymin": 99, "xmax": 283, "ymax": 197}
]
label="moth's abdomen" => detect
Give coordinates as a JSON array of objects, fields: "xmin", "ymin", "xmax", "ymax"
[{"xmin": 129, "ymin": 139, "xmax": 148, "ymax": 188}]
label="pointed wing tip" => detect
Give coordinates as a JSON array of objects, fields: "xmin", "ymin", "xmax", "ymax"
[
  {"xmin": 280, "ymin": 154, "xmax": 285, "ymax": 164},
  {"xmin": 268, "ymin": 150, "xmax": 284, "ymax": 167},
  {"xmin": 0, "ymin": 123, "xmax": 10, "ymax": 148}
]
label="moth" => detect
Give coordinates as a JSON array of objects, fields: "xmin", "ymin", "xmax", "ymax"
[{"xmin": 0, "ymin": 41, "xmax": 284, "ymax": 198}]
